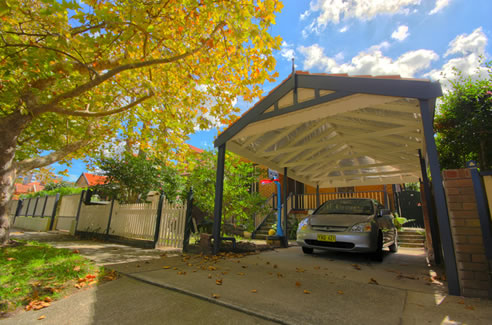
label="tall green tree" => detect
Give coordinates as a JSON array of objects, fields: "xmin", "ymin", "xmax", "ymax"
[
  {"xmin": 93, "ymin": 152, "xmax": 185, "ymax": 203},
  {"xmin": 186, "ymin": 150, "xmax": 266, "ymax": 232},
  {"xmin": 0, "ymin": 0, "xmax": 282, "ymax": 244},
  {"xmin": 435, "ymin": 62, "xmax": 492, "ymax": 170}
]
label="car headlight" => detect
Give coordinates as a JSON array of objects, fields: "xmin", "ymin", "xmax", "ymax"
[
  {"xmin": 350, "ymin": 222, "xmax": 372, "ymax": 232},
  {"xmin": 298, "ymin": 218, "xmax": 310, "ymax": 231}
]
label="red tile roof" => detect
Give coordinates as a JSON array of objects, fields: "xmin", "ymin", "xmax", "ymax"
[
  {"xmin": 14, "ymin": 182, "xmax": 45, "ymax": 195},
  {"xmin": 83, "ymin": 173, "xmax": 108, "ymax": 186},
  {"xmin": 187, "ymin": 144, "xmax": 204, "ymax": 154}
]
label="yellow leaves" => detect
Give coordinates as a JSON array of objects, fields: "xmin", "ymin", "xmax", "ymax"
[
  {"xmin": 368, "ymin": 278, "xmax": 379, "ymax": 285},
  {"xmin": 337, "ymin": 290, "xmax": 344, "ymax": 295},
  {"xmin": 303, "ymin": 290, "xmax": 311, "ymax": 294},
  {"xmin": 352, "ymin": 264, "xmax": 361, "ymax": 271},
  {"xmin": 295, "ymin": 281, "xmax": 301, "ymax": 287},
  {"xmin": 251, "ymin": 289, "xmax": 257, "ymax": 293},
  {"xmin": 162, "ymin": 266, "xmax": 171, "ymax": 269},
  {"xmin": 215, "ymin": 279, "xmax": 223, "ymax": 285},
  {"xmin": 38, "ymin": 315, "xmax": 46, "ymax": 320},
  {"xmin": 212, "ymin": 293, "xmax": 220, "ymax": 299}
]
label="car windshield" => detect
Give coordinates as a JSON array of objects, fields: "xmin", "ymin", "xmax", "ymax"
[{"xmin": 315, "ymin": 199, "xmax": 374, "ymax": 215}]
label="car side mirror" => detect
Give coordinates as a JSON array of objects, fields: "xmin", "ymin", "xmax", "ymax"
[
  {"xmin": 378, "ymin": 209, "xmax": 391, "ymax": 217},
  {"xmin": 307, "ymin": 209, "xmax": 315, "ymax": 215}
]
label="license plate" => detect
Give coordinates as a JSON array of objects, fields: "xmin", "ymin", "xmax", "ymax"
[{"xmin": 317, "ymin": 234, "xmax": 336, "ymax": 242}]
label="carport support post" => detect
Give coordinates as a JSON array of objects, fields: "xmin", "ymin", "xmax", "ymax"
[
  {"xmin": 419, "ymin": 99, "xmax": 460, "ymax": 296},
  {"xmin": 212, "ymin": 144, "xmax": 226, "ymax": 254},
  {"xmin": 419, "ymin": 149, "xmax": 442, "ymax": 265},
  {"xmin": 316, "ymin": 185, "xmax": 320, "ymax": 209},
  {"xmin": 283, "ymin": 167, "xmax": 288, "ymax": 247}
]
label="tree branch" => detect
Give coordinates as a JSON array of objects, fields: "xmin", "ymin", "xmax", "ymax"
[
  {"xmin": 47, "ymin": 93, "xmax": 153, "ymax": 117},
  {"xmin": 41, "ymin": 21, "xmax": 226, "ymax": 109},
  {"xmin": 15, "ymin": 124, "xmax": 97, "ymax": 173}
]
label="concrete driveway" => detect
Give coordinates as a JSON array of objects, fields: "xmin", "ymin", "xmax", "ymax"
[{"xmin": 6, "ymin": 231, "xmax": 492, "ymax": 324}]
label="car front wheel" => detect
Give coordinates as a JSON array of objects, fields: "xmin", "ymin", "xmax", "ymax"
[
  {"xmin": 302, "ymin": 247, "xmax": 314, "ymax": 254},
  {"xmin": 389, "ymin": 236, "xmax": 398, "ymax": 253}
]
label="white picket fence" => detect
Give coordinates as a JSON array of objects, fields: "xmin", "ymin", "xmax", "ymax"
[{"xmin": 77, "ymin": 195, "xmax": 187, "ymax": 249}]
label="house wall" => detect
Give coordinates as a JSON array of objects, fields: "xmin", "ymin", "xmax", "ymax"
[
  {"xmin": 442, "ymin": 169, "xmax": 490, "ymax": 298},
  {"xmin": 76, "ymin": 177, "xmax": 88, "ymax": 188}
]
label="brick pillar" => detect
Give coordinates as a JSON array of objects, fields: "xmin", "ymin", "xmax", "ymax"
[{"xmin": 442, "ymin": 169, "xmax": 490, "ymax": 298}]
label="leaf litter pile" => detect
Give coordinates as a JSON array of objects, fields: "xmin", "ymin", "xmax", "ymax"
[{"xmin": 0, "ymin": 240, "xmax": 117, "ymax": 318}]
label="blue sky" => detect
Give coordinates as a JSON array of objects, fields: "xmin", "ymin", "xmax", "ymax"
[{"xmin": 54, "ymin": 0, "xmax": 491, "ymax": 182}]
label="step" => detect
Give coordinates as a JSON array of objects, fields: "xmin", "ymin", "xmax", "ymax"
[
  {"xmin": 253, "ymin": 234, "xmax": 268, "ymax": 240},
  {"xmin": 399, "ymin": 242, "xmax": 425, "ymax": 248},
  {"xmin": 398, "ymin": 235, "xmax": 425, "ymax": 241}
]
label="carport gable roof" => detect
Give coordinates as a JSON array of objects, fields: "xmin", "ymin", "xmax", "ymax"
[{"xmin": 214, "ymin": 71, "xmax": 442, "ymax": 188}]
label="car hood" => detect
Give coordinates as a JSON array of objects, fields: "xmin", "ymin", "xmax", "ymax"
[{"xmin": 310, "ymin": 214, "xmax": 374, "ymax": 226}]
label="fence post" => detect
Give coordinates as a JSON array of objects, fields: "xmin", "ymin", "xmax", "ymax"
[
  {"xmin": 25, "ymin": 198, "xmax": 32, "ymax": 217},
  {"xmin": 40, "ymin": 196, "xmax": 48, "ymax": 218},
  {"xmin": 105, "ymin": 198, "xmax": 115, "ymax": 239},
  {"xmin": 74, "ymin": 191, "xmax": 85, "ymax": 234},
  {"xmin": 153, "ymin": 194, "xmax": 165, "ymax": 248},
  {"xmin": 49, "ymin": 193, "xmax": 60, "ymax": 231},
  {"xmin": 13, "ymin": 199, "xmax": 23, "ymax": 225},
  {"xmin": 182, "ymin": 188, "xmax": 194, "ymax": 252},
  {"xmin": 32, "ymin": 197, "xmax": 39, "ymax": 217}
]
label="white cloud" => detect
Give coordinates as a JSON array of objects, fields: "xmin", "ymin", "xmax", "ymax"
[
  {"xmin": 302, "ymin": 0, "xmax": 421, "ymax": 35},
  {"xmin": 425, "ymin": 28, "xmax": 489, "ymax": 91},
  {"xmin": 444, "ymin": 27, "xmax": 487, "ymax": 57},
  {"xmin": 339, "ymin": 26, "xmax": 348, "ymax": 33},
  {"xmin": 391, "ymin": 25, "xmax": 409, "ymax": 41},
  {"xmin": 429, "ymin": 0, "xmax": 450, "ymax": 15},
  {"xmin": 280, "ymin": 41, "xmax": 296, "ymax": 61},
  {"xmin": 298, "ymin": 43, "xmax": 438, "ymax": 78}
]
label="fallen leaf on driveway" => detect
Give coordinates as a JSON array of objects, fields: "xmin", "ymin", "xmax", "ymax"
[
  {"xmin": 369, "ymin": 278, "xmax": 379, "ymax": 285},
  {"xmin": 44, "ymin": 297, "xmax": 52, "ymax": 303},
  {"xmin": 172, "ymin": 267, "xmax": 177, "ymax": 270},
  {"xmin": 303, "ymin": 290, "xmax": 311, "ymax": 294},
  {"xmin": 465, "ymin": 305, "xmax": 475, "ymax": 310},
  {"xmin": 296, "ymin": 268, "xmax": 305, "ymax": 273},
  {"xmin": 273, "ymin": 264, "xmax": 278, "ymax": 268},
  {"xmin": 337, "ymin": 290, "xmax": 344, "ymax": 295},
  {"xmin": 208, "ymin": 266, "xmax": 216, "ymax": 271},
  {"xmin": 162, "ymin": 266, "xmax": 171, "ymax": 269},
  {"xmin": 242, "ymin": 265, "xmax": 248, "ymax": 269},
  {"xmin": 237, "ymin": 272, "xmax": 245, "ymax": 276},
  {"xmin": 352, "ymin": 264, "xmax": 361, "ymax": 270},
  {"xmin": 277, "ymin": 273, "xmax": 284, "ymax": 278},
  {"xmin": 212, "ymin": 294, "xmax": 220, "ymax": 299},
  {"xmin": 208, "ymin": 274, "xmax": 212, "ymax": 279},
  {"xmin": 215, "ymin": 279, "xmax": 223, "ymax": 285},
  {"xmin": 295, "ymin": 281, "xmax": 301, "ymax": 287},
  {"xmin": 177, "ymin": 271, "xmax": 186, "ymax": 275},
  {"xmin": 251, "ymin": 289, "xmax": 257, "ymax": 293},
  {"xmin": 38, "ymin": 315, "xmax": 46, "ymax": 320},
  {"xmin": 266, "ymin": 261, "xmax": 270, "ymax": 265},
  {"xmin": 314, "ymin": 266, "xmax": 320, "ymax": 270},
  {"xmin": 457, "ymin": 300, "xmax": 465, "ymax": 305}
]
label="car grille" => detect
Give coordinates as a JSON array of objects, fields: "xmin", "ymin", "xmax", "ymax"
[
  {"xmin": 311, "ymin": 225, "xmax": 347, "ymax": 232},
  {"xmin": 305, "ymin": 240, "xmax": 355, "ymax": 249}
]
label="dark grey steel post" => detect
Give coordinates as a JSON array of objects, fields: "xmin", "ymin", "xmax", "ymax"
[
  {"xmin": 182, "ymin": 188, "xmax": 194, "ymax": 252},
  {"xmin": 13, "ymin": 199, "xmax": 23, "ymax": 225},
  {"xmin": 153, "ymin": 194, "xmax": 165, "ymax": 248},
  {"xmin": 74, "ymin": 191, "xmax": 85, "ymax": 234},
  {"xmin": 419, "ymin": 149, "xmax": 442, "ymax": 265},
  {"xmin": 419, "ymin": 99, "xmax": 460, "ymax": 295},
  {"xmin": 469, "ymin": 165, "xmax": 492, "ymax": 298},
  {"xmin": 25, "ymin": 198, "xmax": 31, "ymax": 217},
  {"xmin": 283, "ymin": 167, "xmax": 288, "ymax": 247},
  {"xmin": 32, "ymin": 197, "xmax": 39, "ymax": 217},
  {"xmin": 383, "ymin": 185, "xmax": 388, "ymax": 209},
  {"xmin": 40, "ymin": 195, "xmax": 48, "ymax": 218},
  {"xmin": 49, "ymin": 193, "xmax": 60, "ymax": 231},
  {"xmin": 105, "ymin": 198, "xmax": 115, "ymax": 239},
  {"xmin": 316, "ymin": 185, "xmax": 320, "ymax": 209},
  {"xmin": 212, "ymin": 144, "xmax": 226, "ymax": 254}
]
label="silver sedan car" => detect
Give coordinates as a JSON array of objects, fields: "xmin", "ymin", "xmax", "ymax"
[{"xmin": 296, "ymin": 198, "xmax": 398, "ymax": 261}]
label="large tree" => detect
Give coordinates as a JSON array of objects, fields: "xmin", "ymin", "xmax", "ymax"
[
  {"xmin": 435, "ymin": 62, "xmax": 492, "ymax": 170},
  {"xmin": 0, "ymin": 0, "xmax": 282, "ymax": 244}
]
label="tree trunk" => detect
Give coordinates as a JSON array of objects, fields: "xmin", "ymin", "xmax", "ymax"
[{"xmin": 0, "ymin": 112, "xmax": 31, "ymax": 245}]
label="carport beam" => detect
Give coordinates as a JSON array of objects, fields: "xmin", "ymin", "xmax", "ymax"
[
  {"xmin": 316, "ymin": 185, "xmax": 320, "ymax": 209},
  {"xmin": 212, "ymin": 144, "xmax": 226, "ymax": 254},
  {"xmin": 419, "ymin": 99, "xmax": 460, "ymax": 295}
]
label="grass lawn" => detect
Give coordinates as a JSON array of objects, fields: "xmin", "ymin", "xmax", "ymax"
[{"xmin": 0, "ymin": 240, "xmax": 112, "ymax": 317}]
